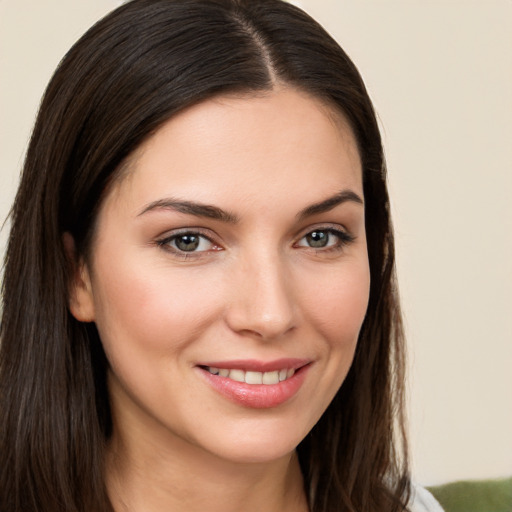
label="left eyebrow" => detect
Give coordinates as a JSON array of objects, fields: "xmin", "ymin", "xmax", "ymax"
[{"xmin": 297, "ymin": 189, "xmax": 363, "ymax": 220}]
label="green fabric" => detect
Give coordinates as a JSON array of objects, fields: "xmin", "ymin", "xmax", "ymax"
[{"xmin": 428, "ymin": 477, "xmax": 512, "ymax": 512}]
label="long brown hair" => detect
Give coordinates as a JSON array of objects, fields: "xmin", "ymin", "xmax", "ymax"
[{"xmin": 0, "ymin": 1, "xmax": 409, "ymax": 510}]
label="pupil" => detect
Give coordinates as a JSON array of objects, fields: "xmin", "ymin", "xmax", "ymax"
[
  {"xmin": 176, "ymin": 234, "xmax": 199, "ymax": 251},
  {"xmin": 307, "ymin": 231, "xmax": 328, "ymax": 248}
]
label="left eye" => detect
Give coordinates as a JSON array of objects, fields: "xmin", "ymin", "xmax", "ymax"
[
  {"xmin": 296, "ymin": 229, "xmax": 349, "ymax": 249},
  {"xmin": 162, "ymin": 233, "xmax": 215, "ymax": 253}
]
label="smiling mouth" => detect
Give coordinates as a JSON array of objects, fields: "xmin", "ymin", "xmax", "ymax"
[
  {"xmin": 198, "ymin": 360, "xmax": 311, "ymax": 408},
  {"xmin": 200, "ymin": 366, "xmax": 296, "ymax": 385}
]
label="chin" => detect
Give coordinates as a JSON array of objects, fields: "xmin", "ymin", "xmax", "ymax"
[{"xmin": 194, "ymin": 416, "xmax": 312, "ymax": 465}]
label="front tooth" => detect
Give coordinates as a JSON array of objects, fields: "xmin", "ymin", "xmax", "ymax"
[
  {"xmin": 279, "ymin": 368, "xmax": 288, "ymax": 381},
  {"xmin": 228, "ymin": 369, "xmax": 245, "ymax": 382},
  {"xmin": 262, "ymin": 371, "xmax": 279, "ymax": 385},
  {"xmin": 245, "ymin": 371, "xmax": 263, "ymax": 384},
  {"xmin": 219, "ymin": 368, "xmax": 230, "ymax": 377}
]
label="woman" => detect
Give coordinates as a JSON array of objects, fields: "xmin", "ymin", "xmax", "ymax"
[{"xmin": 0, "ymin": 1, "xmax": 443, "ymax": 511}]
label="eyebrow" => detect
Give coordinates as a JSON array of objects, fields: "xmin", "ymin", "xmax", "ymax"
[
  {"xmin": 138, "ymin": 198, "xmax": 239, "ymax": 223},
  {"xmin": 138, "ymin": 189, "xmax": 363, "ymax": 223},
  {"xmin": 297, "ymin": 189, "xmax": 363, "ymax": 220}
]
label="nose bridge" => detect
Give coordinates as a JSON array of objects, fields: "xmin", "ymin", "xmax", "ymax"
[{"xmin": 225, "ymin": 246, "xmax": 297, "ymax": 339}]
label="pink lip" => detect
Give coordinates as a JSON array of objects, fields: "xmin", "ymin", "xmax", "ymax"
[
  {"xmin": 198, "ymin": 358, "xmax": 310, "ymax": 372},
  {"xmin": 196, "ymin": 359, "xmax": 311, "ymax": 409}
]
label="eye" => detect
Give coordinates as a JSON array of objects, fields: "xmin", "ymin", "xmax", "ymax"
[
  {"xmin": 295, "ymin": 228, "xmax": 354, "ymax": 250},
  {"xmin": 158, "ymin": 231, "xmax": 218, "ymax": 254}
]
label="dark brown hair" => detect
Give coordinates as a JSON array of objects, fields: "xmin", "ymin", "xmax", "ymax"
[{"xmin": 0, "ymin": 1, "xmax": 409, "ymax": 510}]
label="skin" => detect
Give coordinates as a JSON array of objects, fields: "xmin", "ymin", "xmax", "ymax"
[{"xmin": 69, "ymin": 87, "xmax": 370, "ymax": 512}]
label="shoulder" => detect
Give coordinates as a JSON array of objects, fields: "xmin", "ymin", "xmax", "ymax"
[{"xmin": 408, "ymin": 483, "xmax": 445, "ymax": 512}]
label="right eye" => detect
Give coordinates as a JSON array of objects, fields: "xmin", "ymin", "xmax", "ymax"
[{"xmin": 158, "ymin": 231, "xmax": 219, "ymax": 254}]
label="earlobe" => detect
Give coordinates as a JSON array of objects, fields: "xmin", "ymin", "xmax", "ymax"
[{"xmin": 62, "ymin": 232, "xmax": 96, "ymax": 323}]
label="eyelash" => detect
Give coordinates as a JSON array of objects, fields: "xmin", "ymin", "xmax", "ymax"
[
  {"xmin": 156, "ymin": 229, "xmax": 219, "ymax": 259},
  {"xmin": 156, "ymin": 226, "xmax": 355, "ymax": 259},
  {"xmin": 294, "ymin": 227, "xmax": 355, "ymax": 254}
]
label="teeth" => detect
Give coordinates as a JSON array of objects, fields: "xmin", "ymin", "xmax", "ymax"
[
  {"xmin": 262, "ymin": 371, "xmax": 279, "ymax": 385},
  {"xmin": 245, "ymin": 371, "xmax": 263, "ymax": 384},
  {"xmin": 228, "ymin": 369, "xmax": 245, "ymax": 383},
  {"xmin": 205, "ymin": 366, "xmax": 296, "ymax": 385}
]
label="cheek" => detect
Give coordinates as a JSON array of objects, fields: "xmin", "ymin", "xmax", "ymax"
[
  {"xmin": 303, "ymin": 261, "xmax": 370, "ymax": 346},
  {"xmin": 90, "ymin": 254, "xmax": 224, "ymax": 364},
  {"xmin": 292, "ymin": 258, "xmax": 370, "ymax": 425}
]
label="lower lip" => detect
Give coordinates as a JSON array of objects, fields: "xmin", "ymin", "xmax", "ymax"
[{"xmin": 198, "ymin": 365, "xmax": 310, "ymax": 409}]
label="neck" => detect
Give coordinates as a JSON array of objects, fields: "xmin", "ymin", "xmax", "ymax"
[{"xmin": 106, "ymin": 426, "xmax": 308, "ymax": 512}]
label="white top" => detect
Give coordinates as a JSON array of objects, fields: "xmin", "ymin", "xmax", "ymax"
[{"xmin": 409, "ymin": 484, "xmax": 445, "ymax": 512}]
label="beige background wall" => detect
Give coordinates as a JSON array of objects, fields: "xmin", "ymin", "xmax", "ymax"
[{"xmin": 1, "ymin": 0, "xmax": 511, "ymax": 486}]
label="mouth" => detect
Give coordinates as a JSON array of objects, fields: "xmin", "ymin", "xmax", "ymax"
[
  {"xmin": 199, "ymin": 366, "xmax": 296, "ymax": 385},
  {"xmin": 196, "ymin": 359, "xmax": 311, "ymax": 408}
]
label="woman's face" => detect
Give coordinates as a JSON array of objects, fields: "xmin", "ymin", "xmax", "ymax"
[{"xmin": 71, "ymin": 87, "xmax": 370, "ymax": 465}]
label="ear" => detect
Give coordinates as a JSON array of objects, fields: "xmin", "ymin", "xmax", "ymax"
[{"xmin": 62, "ymin": 232, "xmax": 96, "ymax": 323}]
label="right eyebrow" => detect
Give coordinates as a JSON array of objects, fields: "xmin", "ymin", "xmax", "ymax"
[{"xmin": 137, "ymin": 198, "xmax": 239, "ymax": 224}]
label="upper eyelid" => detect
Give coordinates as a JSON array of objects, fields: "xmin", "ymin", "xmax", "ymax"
[
  {"xmin": 157, "ymin": 227, "xmax": 217, "ymax": 242},
  {"xmin": 154, "ymin": 224, "xmax": 353, "ymax": 245},
  {"xmin": 300, "ymin": 228, "xmax": 352, "ymax": 239},
  {"xmin": 294, "ymin": 223, "xmax": 351, "ymax": 239},
  {"xmin": 156, "ymin": 231, "xmax": 220, "ymax": 257},
  {"xmin": 156, "ymin": 230, "xmax": 219, "ymax": 252}
]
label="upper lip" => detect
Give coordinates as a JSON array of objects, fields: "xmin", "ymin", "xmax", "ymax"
[{"xmin": 197, "ymin": 358, "xmax": 311, "ymax": 372}]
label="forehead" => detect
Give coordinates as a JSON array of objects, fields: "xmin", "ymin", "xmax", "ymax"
[{"xmin": 107, "ymin": 87, "xmax": 362, "ymax": 213}]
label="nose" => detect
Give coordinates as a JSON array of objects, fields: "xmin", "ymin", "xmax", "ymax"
[{"xmin": 224, "ymin": 252, "xmax": 298, "ymax": 340}]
